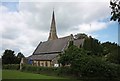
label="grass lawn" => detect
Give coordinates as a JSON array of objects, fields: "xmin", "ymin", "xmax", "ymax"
[{"xmin": 2, "ymin": 70, "xmax": 66, "ymax": 79}]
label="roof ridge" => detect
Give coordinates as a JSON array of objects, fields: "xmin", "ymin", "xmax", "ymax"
[
  {"xmin": 43, "ymin": 35, "xmax": 71, "ymax": 43},
  {"xmin": 58, "ymin": 35, "xmax": 71, "ymax": 39}
]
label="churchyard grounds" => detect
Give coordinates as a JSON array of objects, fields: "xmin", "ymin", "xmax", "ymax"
[{"xmin": 2, "ymin": 70, "xmax": 66, "ymax": 79}]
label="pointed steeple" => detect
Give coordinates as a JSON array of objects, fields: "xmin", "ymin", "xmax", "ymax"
[{"xmin": 48, "ymin": 10, "xmax": 58, "ymax": 40}]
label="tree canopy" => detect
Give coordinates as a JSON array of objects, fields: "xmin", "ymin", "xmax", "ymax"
[
  {"xmin": 110, "ymin": 0, "xmax": 120, "ymax": 22},
  {"xmin": 83, "ymin": 36, "xmax": 103, "ymax": 56},
  {"xmin": 102, "ymin": 42, "xmax": 120, "ymax": 64},
  {"xmin": 74, "ymin": 33, "xmax": 88, "ymax": 39},
  {"xmin": 17, "ymin": 52, "xmax": 25, "ymax": 58},
  {"xmin": 2, "ymin": 49, "xmax": 25, "ymax": 64},
  {"xmin": 58, "ymin": 40, "xmax": 120, "ymax": 78},
  {"xmin": 2, "ymin": 49, "xmax": 16, "ymax": 64}
]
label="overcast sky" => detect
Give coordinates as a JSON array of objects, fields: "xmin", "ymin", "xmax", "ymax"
[{"xmin": 0, "ymin": 0, "xmax": 119, "ymax": 57}]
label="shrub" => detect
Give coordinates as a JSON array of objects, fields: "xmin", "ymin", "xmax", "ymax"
[
  {"xmin": 71, "ymin": 55, "xmax": 120, "ymax": 78},
  {"xmin": 21, "ymin": 65, "xmax": 73, "ymax": 77},
  {"xmin": 3, "ymin": 64, "xmax": 20, "ymax": 70},
  {"xmin": 57, "ymin": 67, "xmax": 72, "ymax": 76},
  {"xmin": 105, "ymin": 63, "xmax": 120, "ymax": 78},
  {"xmin": 21, "ymin": 65, "xmax": 59, "ymax": 75}
]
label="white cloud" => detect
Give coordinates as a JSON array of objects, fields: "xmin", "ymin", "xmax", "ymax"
[
  {"xmin": 63, "ymin": 21, "xmax": 112, "ymax": 37},
  {"xmin": 0, "ymin": 1, "xmax": 113, "ymax": 57},
  {"xmin": 76, "ymin": 21, "xmax": 108, "ymax": 33}
]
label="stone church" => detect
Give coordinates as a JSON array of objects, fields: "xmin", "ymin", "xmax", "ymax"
[{"xmin": 23, "ymin": 11, "xmax": 84, "ymax": 67}]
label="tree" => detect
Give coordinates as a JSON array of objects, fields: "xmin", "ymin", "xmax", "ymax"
[
  {"xmin": 2, "ymin": 49, "xmax": 16, "ymax": 64},
  {"xmin": 102, "ymin": 42, "xmax": 120, "ymax": 64},
  {"xmin": 74, "ymin": 33, "xmax": 88, "ymax": 39},
  {"xmin": 83, "ymin": 36, "xmax": 103, "ymax": 56},
  {"xmin": 110, "ymin": 0, "xmax": 120, "ymax": 22},
  {"xmin": 17, "ymin": 52, "xmax": 24, "ymax": 58},
  {"xmin": 58, "ymin": 42, "xmax": 88, "ymax": 76},
  {"xmin": 58, "ymin": 44, "xmax": 80, "ymax": 66},
  {"xmin": 58, "ymin": 40, "xmax": 120, "ymax": 78},
  {"xmin": 2, "ymin": 49, "xmax": 25, "ymax": 64},
  {"xmin": 16, "ymin": 52, "xmax": 25, "ymax": 64}
]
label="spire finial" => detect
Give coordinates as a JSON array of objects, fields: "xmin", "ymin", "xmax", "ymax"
[
  {"xmin": 53, "ymin": 7, "xmax": 54, "ymax": 11},
  {"xmin": 53, "ymin": 6, "xmax": 55, "ymax": 11}
]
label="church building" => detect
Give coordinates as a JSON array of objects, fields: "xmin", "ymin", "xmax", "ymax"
[{"xmin": 26, "ymin": 11, "xmax": 84, "ymax": 67}]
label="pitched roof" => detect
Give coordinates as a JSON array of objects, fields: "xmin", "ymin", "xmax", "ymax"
[
  {"xmin": 74, "ymin": 39, "xmax": 85, "ymax": 47},
  {"xmin": 30, "ymin": 36, "xmax": 85, "ymax": 60},
  {"xmin": 29, "ymin": 54, "xmax": 58, "ymax": 60},
  {"xmin": 33, "ymin": 36, "xmax": 71, "ymax": 55}
]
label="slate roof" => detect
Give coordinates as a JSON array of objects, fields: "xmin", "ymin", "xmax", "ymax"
[
  {"xmin": 29, "ymin": 54, "xmax": 58, "ymax": 60},
  {"xmin": 74, "ymin": 39, "xmax": 85, "ymax": 47},
  {"xmin": 33, "ymin": 36, "xmax": 71, "ymax": 55},
  {"xmin": 30, "ymin": 36, "xmax": 84, "ymax": 60}
]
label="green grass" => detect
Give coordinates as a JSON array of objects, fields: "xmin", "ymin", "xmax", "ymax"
[{"xmin": 2, "ymin": 70, "xmax": 66, "ymax": 79}]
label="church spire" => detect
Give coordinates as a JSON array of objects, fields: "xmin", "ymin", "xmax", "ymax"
[{"xmin": 48, "ymin": 10, "xmax": 58, "ymax": 40}]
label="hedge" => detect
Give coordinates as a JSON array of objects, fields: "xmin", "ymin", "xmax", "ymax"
[
  {"xmin": 2, "ymin": 63, "xmax": 120, "ymax": 79},
  {"xmin": 3, "ymin": 64, "xmax": 20, "ymax": 70},
  {"xmin": 70, "ymin": 55, "xmax": 120, "ymax": 78},
  {"xmin": 21, "ymin": 65, "xmax": 59, "ymax": 75},
  {"xmin": 83, "ymin": 62, "xmax": 120, "ymax": 78},
  {"xmin": 2, "ymin": 64, "xmax": 71, "ymax": 76},
  {"xmin": 21, "ymin": 64, "xmax": 73, "ymax": 77}
]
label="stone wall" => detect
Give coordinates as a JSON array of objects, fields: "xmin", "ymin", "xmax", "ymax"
[{"xmin": 33, "ymin": 60, "xmax": 51, "ymax": 67}]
